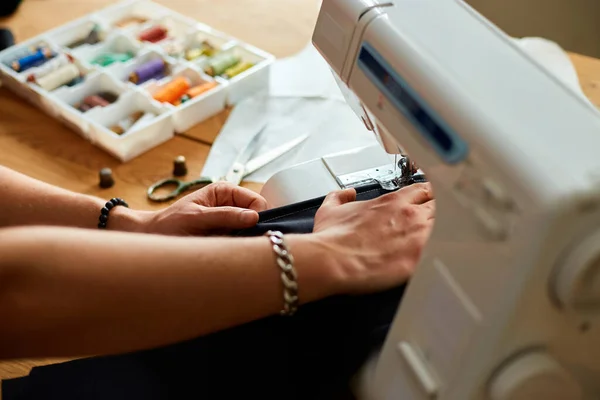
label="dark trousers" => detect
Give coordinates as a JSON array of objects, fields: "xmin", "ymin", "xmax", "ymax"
[{"xmin": 2, "ymin": 184, "xmax": 407, "ymax": 400}]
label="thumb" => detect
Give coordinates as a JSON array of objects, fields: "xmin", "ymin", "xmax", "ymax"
[
  {"xmin": 321, "ymin": 188, "xmax": 357, "ymax": 209},
  {"xmin": 199, "ymin": 207, "xmax": 259, "ymax": 231}
]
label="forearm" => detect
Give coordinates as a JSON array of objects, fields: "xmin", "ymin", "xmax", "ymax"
[
  {"xmin": 0, "ymin": 166, "xmax": 145, "ymax": 231},
  {"xmin": 0, "ymin": 226, "xmax": 337, "ymax": 359}
]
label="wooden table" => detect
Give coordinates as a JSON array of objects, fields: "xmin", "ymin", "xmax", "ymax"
[
  {"xmin": 1, "ymin": 0, "xmax": 600, "ymax": 389},
  {"xmin": 0, "ymin": 0, "xmax": 323, "ymax": 211}
]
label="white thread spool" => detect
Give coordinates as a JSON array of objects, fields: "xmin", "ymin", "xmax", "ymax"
[
  {"xmin": 110, "ymin": 111, "xmax": 144, "ymax": 134},
  {"xmin": 28, "ymin": 54, "xmax": 70, "ymax": 81},
  {"xmin": 36, "ymin": 63, "xmax": 80, "ymax": 91},
  {"xmin": 110, "ymin": 112, "xmax": 155, "ymax": 135}
]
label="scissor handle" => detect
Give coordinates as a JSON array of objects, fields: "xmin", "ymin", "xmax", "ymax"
[
  {"xmin": 147, "ymin": 178, "xmax": 213, "ymax": 202},
  {"xmin": 224, "ymin": 162, "xmax": 246, "ymax": 186}
]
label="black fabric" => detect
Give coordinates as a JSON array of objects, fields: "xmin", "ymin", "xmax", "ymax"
[
  {"xmin": 2, "ymin": 183, "xmax": 409, "ymax": 400},
  {"xmin": 233, "ymin": 183, "xmax": 394, "ymax": 236}
]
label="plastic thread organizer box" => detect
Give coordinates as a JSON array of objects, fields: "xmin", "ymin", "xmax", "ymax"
[{"xmin": 0, "ymin": 0, "xmax": 274, "ymax": 161}]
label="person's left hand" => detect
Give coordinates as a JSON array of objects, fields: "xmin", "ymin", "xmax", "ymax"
[{"xmin": 140, "ymin": 182, "xmax": 268, "ymax": 236}]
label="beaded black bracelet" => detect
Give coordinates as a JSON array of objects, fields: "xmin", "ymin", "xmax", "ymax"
[{"xmin": 98, "ymin": 198, "xmax": 129, "ymax": 229}]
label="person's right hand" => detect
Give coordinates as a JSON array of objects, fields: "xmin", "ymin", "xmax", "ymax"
[{"xmin": 312, "ymin": 183, "xmax": 435, "ymax": 295}]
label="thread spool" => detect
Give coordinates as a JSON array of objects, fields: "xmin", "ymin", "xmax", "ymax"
[
  {"xmin": 84, "ymin": 95, "xmax": 110, "ymax": 108},
  {"xmin": 204, "ymin": 52, "xmax": 240, "ymax": 76},
  {"xmin": 78, "ymin": 92, "xmax": 117, "ymax": 112},
  {"xmin": 164, "ymin": 42, "xmax": 184, "ymax": 57},
  {"xmin": 222, "ymin": 61, "xmax": 253, "ymax": 79},
  {"xmin": 66, "ymin": 76, "xmax": 84, "ymax": 87},
  {"xmin": 26, "ymin": 53, "xmax": 72, "ymax": 82},
  {"xmin": 152, "ymin": 76, "xmax": 190, "ymax": 104},
  {"xmin": 129, "ymin": 58, "xmax": 166, "ymax": 84},
  {"xmin": 11, "ymin": 47, "xmax": 53, "ymax": 72},
  {"xmin": 36, "ymin": 63, "xmax": 80, "ymax": 91},
  {"xmin": 138, "ymin": 25, "xmax": 167, "ymax": 43},
  {"xmin": 110, "ymin": 111, "xmax": 145, "ymax": 135},
  {"xmin": 68, "ymin": 26, "xmax": 101, "ymax": 49},
  {"xmin": 128, "ymin": 112, "xmax": 155, "ymax": 131},
  {"xmin": 184, "ymin": 48, "xmax": 204, "ymax": 61},
  {"xmin": 91, "ymin": 52, "xmax": 134, "ymax": 67},
  {"xmin": 115, "ymin": 16, "xmax": 148, "ymax": 28},
  {"xmin": 79, "ymin": 103, "xmax": 92, "ymax": 112},
  {"xmin": 180, "ymin": 81, "xmax": 218, "ymax": 103},
  {"xmin": 97, "ymin": 91, "xmax": 119, "ymax": 103},
  {"xmin": 185, "ymin": 41, "xmax": 216, "ymax": 61},
  {"xmin": 149, "ymin": 72, "xmax": 166, "ymax": 82}
]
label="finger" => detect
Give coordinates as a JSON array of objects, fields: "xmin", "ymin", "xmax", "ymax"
[
  {"xmin": 231, "ymin": 187, "xmax": 268, "ymax": 212},
  {"xmin": 395, "ymin": 183, "xmax": 433, "ymax": 204},
  {"xmin": 419, "ymin": 200, "xmax": 435, "ymax": 219},
  {"xmin": 198, "ymin": 207, "xmax": 259, "ymax": 231},
  {"xmin": 321, "ymin": 188, "xmax": 357, "ymax": 209},
  {"xmin": 211, "ymin": 183, "xmax": 268, "ymax": 212}
]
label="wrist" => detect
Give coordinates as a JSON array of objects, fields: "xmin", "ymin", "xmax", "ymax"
[
  {"xmin": 285, "ymin": 234, "xmax": 343, "ymax": 303},
  {"xmin": 100, "ymin": 202, "xmax": 152, "ymax": 233}
]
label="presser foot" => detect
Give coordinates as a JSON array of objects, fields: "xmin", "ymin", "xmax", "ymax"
[{"xmin": 335, "ymin": 155, "xmax": 426, "ymax": 191}]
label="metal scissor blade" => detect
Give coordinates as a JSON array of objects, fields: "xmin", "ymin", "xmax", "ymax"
[
  {"xmin": 244, "ymin": 133, "xmax": 309, "ymax": 177},
  {"xmin": 224, "ymin": 124, "xmax": 268, "ymax": 184},
  {"xmin": 233, "ymin": 123, "xmax": 268, "ymax": 165}
]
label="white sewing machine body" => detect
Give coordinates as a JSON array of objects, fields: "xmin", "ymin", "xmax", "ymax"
[{"xmin": 263, "ymin": 0, "xmax": 600, "ymax": 398}]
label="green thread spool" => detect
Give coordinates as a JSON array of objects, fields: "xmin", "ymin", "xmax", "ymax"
[
  {"xmin": 205, "ymin": 53, "xmax": 240, "ymax": 76},
  {"xmin": 92, "ymin": 52, "xmax": 134, "ymax": 67}
]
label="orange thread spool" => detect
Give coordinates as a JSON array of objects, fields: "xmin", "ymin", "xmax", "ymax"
[
  {"xmin": 186, "ymin": 81, "xmax": 218, "ymax": 99},
  {"xmin": 152, "ymin": 77, "xmax": 191, "ymax": 104}
]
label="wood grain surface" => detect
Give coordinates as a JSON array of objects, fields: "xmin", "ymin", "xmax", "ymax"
[
  {"xmin": 0, "ymin": 0, "xmax": 321, "ymax": 213},
  {"xmin": 1, "ymin": 0, "xmax": 600, "ymax": 391}
]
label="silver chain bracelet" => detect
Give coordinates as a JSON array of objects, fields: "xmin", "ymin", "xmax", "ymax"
[{"xmin": 265, "ymin": 230, "xmax": 299, "ymax": 316}]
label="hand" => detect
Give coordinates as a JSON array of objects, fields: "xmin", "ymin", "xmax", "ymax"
[
  {"xmin": 312, "ymin": 183, "xmax": 435, "ymax": 295},
  {"xmin": 142, "ymin": 183, "xmax": 268, "ymax": 236}
]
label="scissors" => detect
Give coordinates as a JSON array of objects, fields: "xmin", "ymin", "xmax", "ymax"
[{"xmin": 147, "ymin": 126, "xmax": 309, "ymax": 202}]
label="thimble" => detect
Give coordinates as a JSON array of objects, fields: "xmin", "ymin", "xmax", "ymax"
[
  {"xmin": 173, "ymin": 155, "xmax": 187, "ymax": 177},
  {"xmin": 99, "ymin": 167, "xmax": 115, "ymax": 188}
]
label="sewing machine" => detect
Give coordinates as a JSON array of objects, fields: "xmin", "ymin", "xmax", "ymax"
[{"xmin": 261, "ymin": 0, "xmax": 600, "ymax": 398}]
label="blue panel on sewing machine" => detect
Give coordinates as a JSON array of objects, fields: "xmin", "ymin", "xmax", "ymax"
[{"xmin": 358, "ymin": 42, "xmax": 468, "ymax": 164}]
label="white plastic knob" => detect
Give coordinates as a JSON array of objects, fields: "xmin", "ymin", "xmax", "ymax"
[
  {"xmin": 489, "ymin": 352, "xmax": 582, "ymax": 400},
  {"xmin": 553, "ymin": 229, "xmax": 600, "ymax": 310}
]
